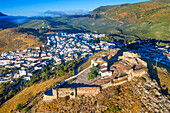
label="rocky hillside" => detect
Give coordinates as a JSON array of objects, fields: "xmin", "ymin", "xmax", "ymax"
[
  {"xmin": 0, "ymin": 27, "xmax": 46, "ymax": 53},
  {"xmin": 30, "ymin": 74, "xmax": 170, "ymax": 113}
]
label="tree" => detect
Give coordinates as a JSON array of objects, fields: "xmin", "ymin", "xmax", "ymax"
[
  {"xmin": 87, "ymin": 65, "xmax": 99, "ymax": 80},
  {"xmin": 58, "ymin": 69, "xmax": 64, "ymax": 75},
  {"xmin": 16, "ymin": 103, "xmax": 23, "ymax": 111},
  {"xmin": 4, "ymin": 68, "xmax": 9, "ymax": 74},
  {"xmin": 8, "ymin": 89, "xmax": 15, "ymax": 97},
  {"xmin": 10, "ymin": 110, "xmax": 13, "ymax": 113},
  {"xmin": 19, "ymin": 86, "xmax": 23, "ymax": 90},
  {"xmin": 113, "ymin": 106, "xmax": 121, "ymax": 112},
  {"xmin": 29, "ymin": 79, "xmax": 36, "ymax": 86},
  {"xmin": 5, "ymin": 95, "xmax": 8, "ymax": 100},
  {"xmin": 0, "ymin": 89, "xmax": 5, "ymax": 97},
  {"xmin": 41, "ymin": 77, "xmax": 45, "ymax": 81},
  {"xmin": 24, "ymin": 106, "xmax": 31, "ymax": 112},
  {"xmin": 64, "ymin": 66, "xmax": 68, "ymax": 72},
  {"xmin": 70, "ymin": 92, "xmax": 74, "ymax": 96},
  {"xmin": 56, "ymin": 73, "xmax": 60, "ymax": 77},
  {"xmin": 90, "ymin": 65, "xmax": 99, "ymax": 76},
  {"xmin": 88, "ymin": 72, "xmax": 95, "ymax": 80},
  {"xmin": 41, "ymin": 71, "xmax": 46, "ymax": 78}
]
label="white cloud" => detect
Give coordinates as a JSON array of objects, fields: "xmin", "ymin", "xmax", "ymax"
[{"xmin": 44, "ymin": 10, "xmax": 91, "ymax": 17}]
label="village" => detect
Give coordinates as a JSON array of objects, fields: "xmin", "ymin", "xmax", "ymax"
[
  {"xmin": 0, "ymin": 32, "xmax": 169, "ymax": 84},
  {"xmin": 0, "ymin": 32, "xmax": 112, "ymax": 83},
  {"xmin": 138, "ymin": 43, "xmax": 170, "ymax": 67}
]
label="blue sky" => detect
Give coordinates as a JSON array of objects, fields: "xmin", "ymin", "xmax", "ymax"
[{"xmin": 0, "ymin": 0, "xmax": 149, "ymax": 17}]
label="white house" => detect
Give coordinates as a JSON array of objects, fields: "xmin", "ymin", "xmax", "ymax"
[
  {"xmin": 99, "ymin": 70, "xmax": 112, "ymax": 78},
  {"xmin": 91, "ymin": 59, "xmax": 99, "ymax": 67},
  {"xmin": 19, "ymin": 68, "xmax": 27, "ymax": 76},
  {"xmin": 23, "ymin": 76, "xmax": 31, "ymax": 81}
]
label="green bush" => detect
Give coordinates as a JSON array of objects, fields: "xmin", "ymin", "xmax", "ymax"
[
  {"xmin": 111, "ymin": 79, "xmax": 114, "ymax": 84},
  {"xmin": 104, "ymin": 109, "xmax": 111, "ymax": 113},
  {"xmin": 16, "ymin": 103, "xmax": 23, "ymax": 111},
  {"xmin": 88, "ymin": 73, "xmax": 96, "ymax": 80},
  {"xmin": 113, "ymin": 106, "xmax": 121, "ymax": 112},
  {"xmin": 8, "ymin": 89, "xmax": 15, "ymax": 97},
  {"xmin": 87, "ymin": 65, "xmax": 99, "ymax": 80},
  {"xmin": 24, "ymin": 106, "xmax": 31, "ymax": 112},
  {"xmin": 70, "ymin": 92, "xmax": 74, "ymax": 96},
  {"xmin": 5, "ymin": 95, "xmax": 8, "ymax": 100}
]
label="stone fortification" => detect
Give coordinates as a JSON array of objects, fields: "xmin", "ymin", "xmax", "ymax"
[
  {"xmin": 58, "ymin": 88, "xmax": 75, "ymax": 98},
  {"xmin": 77, "ymin": 87, "xmax": 100, "ymax": 96},
  {"xmin": 44, "ymin": 51, "xmax": 148, "ymax": 101},
  {"xmin": 44, "ymin": 86, "xmax": 101, "ymax": 101}
]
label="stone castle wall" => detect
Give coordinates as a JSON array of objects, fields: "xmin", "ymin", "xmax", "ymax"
[
  {"xmin": 58, "ymin": 88, "xmax": 75, "ymax": 98},
  {"xmin": 44, "ymin": 86, "xmax": 101, "ymax": 101},
  {"xmin": 43, "ymin": 94, "xmax": 57, "ymax": 101},
  {"xmin": 101, "ymin": 76, "xmax": 128, "ymax": 89},
  {"xmin": 43, "ymin": 89, "xmax": 57, "ymax": 101},
  {"xmin": 77, "ymin": 87, "xmax": 100, "ymax": 96},
  {"xmin": 136, "ymin": 58, "xmax": 147, "ymax": 67},
  {"xmin": 132, "ymin": 68, "xmax": 148, "ymax": 77}
]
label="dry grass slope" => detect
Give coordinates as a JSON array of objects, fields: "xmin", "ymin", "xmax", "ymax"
[
  {"xmin": 104, "ymin": 1, "xmax": 169, "ymax": 23},
  {"xmin": 0, "ymin": 27, "xmax": 45, "ymax": 53},
  {"xmin": 156, "ymin": 67, "xmax": 170, "ymax": 93},
  {"xmin": 0, "ymin": 75, "xmax": 70, "ymax": 113}
]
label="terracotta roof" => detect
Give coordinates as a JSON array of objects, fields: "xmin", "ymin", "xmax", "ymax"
[
  {"xmin": 101, "ymin": 70, "xmax": 107, "ymax": 73},
  {"xmin": 100, "ymin": 65, "xmax": 107, "ymax": 69}
]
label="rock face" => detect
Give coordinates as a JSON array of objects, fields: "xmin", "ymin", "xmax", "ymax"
[
  {"xmin": 136, "ymin": 76, "xmax": 170, "ymax": 113},
  {"xmin": 34, "ymin": 74, "xmax": 170, "ymax": 113}
]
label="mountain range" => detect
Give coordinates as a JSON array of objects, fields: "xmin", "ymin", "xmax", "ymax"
[
  {"xmin": 0, "ymin": 0, "xmax": 169, "ymax": 53},
  {"xmin": 20, "ymin": 0, "xmax": 170, "ymax": 40}
]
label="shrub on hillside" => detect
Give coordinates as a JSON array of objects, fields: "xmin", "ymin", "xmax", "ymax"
[{"xmin": 16, "ymin": 103, "xmax": 23, "ymax": 111}]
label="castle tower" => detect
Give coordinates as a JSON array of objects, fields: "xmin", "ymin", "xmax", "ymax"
[{"xmin": 52, "ymin": 88, "xmax": 57, "ymax": 98}]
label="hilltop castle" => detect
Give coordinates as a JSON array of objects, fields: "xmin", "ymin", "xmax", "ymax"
[{"xmin": 44, "ymin": 86, "xmax": 101, "ymax": 101}]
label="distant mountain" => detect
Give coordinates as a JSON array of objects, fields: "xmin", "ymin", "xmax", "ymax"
[
  {"xmin": 0, "ymin": 12, "xmax": 7, "ymax": 16},
  {"xmin": 151, "ymin": 0, "xmax": 170, "ymax": 3},
  {"xmin": 0, "ymin": 16, "xmax": 32, "ymax": 29}
]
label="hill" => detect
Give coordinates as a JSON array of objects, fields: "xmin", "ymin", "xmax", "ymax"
[
  {"xmin": 0, "ymin": 74, "xmax": 71, "ymax": 113},
  {"xmin": 101, "ymin": 1, "xmax": 170, "ymax": 40},
  {"xmin": 102, "ymin": 1, "xmax": 169, "ymax": 22},
  {"xmin": 0, "ymin": 27, "xmax": 46, "ymax": 53},
  {"xmin": 27, "ymin": 74, "xmax": 170, "ymax": 112},
  {"xmin": 92, "ymin": 4, "xmax": 129, "ymax": 14},
  {"xmin": 0, "ymin": 16, "xmax": 32, "ymax": 29},
  {"xmin": 21, "ymin": 0, "xmax": 170, "ymax": 40},
  {"xmin": 0, "ymin": 12, "xmax": 7, "ymax": 17}
]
